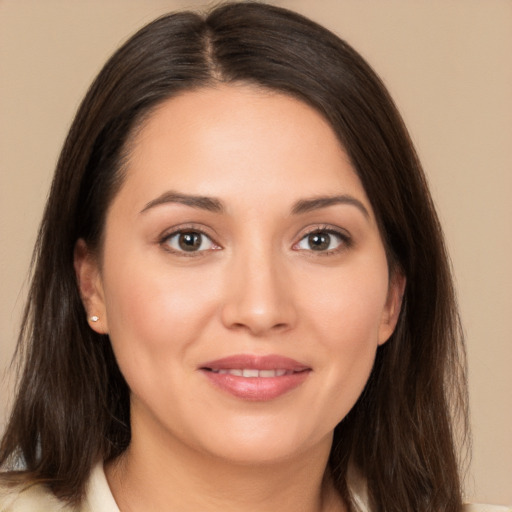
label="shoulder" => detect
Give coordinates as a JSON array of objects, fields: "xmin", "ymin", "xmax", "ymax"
[
  {"xmin": 463, "ymin": 505, "xmax": 512, "ymax": 512},
  {"xmin": 346, "ymin": 466, "xmax": 511, "ymax": 512},
  {"xmin": 0, "ymin": 483, "xmax": 75, "ymax": 512},
  {"xmin": 0, "ymin": 463, "xmax": 119, "ymax": 512}
]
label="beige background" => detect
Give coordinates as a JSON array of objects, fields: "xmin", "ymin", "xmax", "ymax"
[{"xmin": 0, "ymin": 0, "xmax": 511, "ymax": 505}]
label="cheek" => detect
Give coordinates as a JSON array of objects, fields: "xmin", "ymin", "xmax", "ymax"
[
  {"xmin": 305, "ymin": 258, "xmax": 389, "ymax": 346},
  {"xmin": 300, "ymin": 258, "xmax": 389, "ymax": 409},
  {"xmin": 319, "ymin": 286, "xmax": 383, "ymax": 380},
  {"xmin": 101, "ymin": 250, "xmax": 220, "ymax": 376}
]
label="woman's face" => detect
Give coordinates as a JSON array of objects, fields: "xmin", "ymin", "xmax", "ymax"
[{"xmin": 77, "ymin": 84, "xmax": 403, "ymax": 465}]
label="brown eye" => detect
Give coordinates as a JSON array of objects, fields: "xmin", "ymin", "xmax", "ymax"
[
  {"xmin": 179, "ymin": 232, "xmax": 202, "ymax": 251},
  {"xmin": 307, "ymin": 232, "xmax": 331, "ymax": 251},
  {"xmin": 164, "ymin": 231, "xmax": 216, "ymax": 253},
  {"xmin": 295, "ymin": 229, "xmax": 348, "ymax": 253}
]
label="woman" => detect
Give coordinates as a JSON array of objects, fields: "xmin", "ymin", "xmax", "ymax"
[{"xmin": 0, "ymin": 3, "xmax": 506, "ymax": 511}]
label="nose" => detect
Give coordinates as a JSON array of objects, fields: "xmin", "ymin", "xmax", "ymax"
[{"xmin": 220, "ymin": 246, "xmax": 298, "ymax": 336}]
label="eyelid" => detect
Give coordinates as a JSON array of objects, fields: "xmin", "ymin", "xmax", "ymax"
[
  {"xmin": 292, "ymin": 224, "xmax": 352, "ymax": 254},
  {"xmin": 158, "ymin": 223, "xmax": 222, "ymax": 256}
]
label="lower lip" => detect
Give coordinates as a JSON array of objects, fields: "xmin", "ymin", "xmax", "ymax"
[{"xmin": 201, "ymin": 370, "xmax": 311, "ymax": 401}]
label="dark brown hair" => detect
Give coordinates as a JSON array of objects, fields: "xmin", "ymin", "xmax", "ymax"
[{"xmin": 0, "ymin": 3, "xmax": 468, "ymax": 510}]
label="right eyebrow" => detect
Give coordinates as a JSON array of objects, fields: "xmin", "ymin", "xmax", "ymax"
[{"xmin": 140, "ymin": 191, "xmax": 224, "ymax": 214}]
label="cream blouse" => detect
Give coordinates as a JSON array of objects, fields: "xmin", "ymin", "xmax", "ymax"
[{"xmin": 0, "ymin": 463, "xmax": 510, "ymax": 512}]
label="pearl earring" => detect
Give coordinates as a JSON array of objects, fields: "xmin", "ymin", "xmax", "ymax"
[{"xmin": 90, "ymin": 315, "xmax": 99, "ymax": 322}]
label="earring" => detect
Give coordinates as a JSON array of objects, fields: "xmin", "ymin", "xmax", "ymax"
[{"xmin": 90, "ymin": 315, "xmax": 99, "ymax": 322}]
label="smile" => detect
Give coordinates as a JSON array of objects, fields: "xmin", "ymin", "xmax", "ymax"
[
  {"xmin": 208, "ymin": 368, "xmax": 293, "ymax": 377},
  {"xmin": 200, "ymin": 355, "xmax": 311, "ymax": 401}
]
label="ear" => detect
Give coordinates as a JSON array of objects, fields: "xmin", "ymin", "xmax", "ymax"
[
  {"xmin": 74, "ymin": 239, "xmax": 109, "ymax": 334},
  {"xmin": 378, "ymin": 270, "xmax": 406, "ymax": 345}
]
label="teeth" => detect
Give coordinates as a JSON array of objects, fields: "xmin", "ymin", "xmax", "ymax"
[{"xmin": 210, "ymin": 369, "xmax": 291, "ymax": 378}]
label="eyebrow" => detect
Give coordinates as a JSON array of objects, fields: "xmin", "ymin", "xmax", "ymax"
[
  {"xmin": 291, "ymin": 195, "xmax": 370, "ymax": 218},
  {"xmin": 140, "ymin": 191, "xmax": 224, "ymax": 214},
  {"xmin": 140, "ymin": 190, "xmax": 369, "ymax": 218}
]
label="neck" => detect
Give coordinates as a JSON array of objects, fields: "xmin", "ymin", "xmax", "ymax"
[{"xmin": 105, "ymin": 412, "xmax": 345, "ymax": 512}]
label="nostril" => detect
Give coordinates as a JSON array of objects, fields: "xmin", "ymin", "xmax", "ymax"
[
  {"xmin": 219, "ymin": 283, "xmax": 297, "ymax": 335},
  {"xmin": 228, "ymin": 320, "xmax": 290, "ymax": 334}
]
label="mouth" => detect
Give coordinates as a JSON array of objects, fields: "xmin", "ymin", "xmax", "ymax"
[
  {"xmin": 206, "ymin": 368, "xmax": 297, "ymax": 377},
  {"xmin": 199, "ymin": 354, "xmax": 311, "ymax": 401}
]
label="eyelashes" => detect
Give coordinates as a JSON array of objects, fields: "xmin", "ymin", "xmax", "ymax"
[
  {"xmin": 293, "ymin": 227, "xmax": 352, "ymax": 255},
  {"xmin": 163, "ymin": 230, "xmax": 220, "ymax": 253},
  {"xmin": 159, "ymin": 224, "xmax": 352, "ymax": 257},
  {"xmin": 159, "ymin": 225, "xmax": 221, "ymax": 256}
]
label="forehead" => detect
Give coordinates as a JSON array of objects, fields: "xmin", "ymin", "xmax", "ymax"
[{"xmin": 116, "ymin": 83, "xmax": 370, "ymax": 214}]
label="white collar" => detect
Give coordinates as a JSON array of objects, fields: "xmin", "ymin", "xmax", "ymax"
[
  {"xmin": 82, "ymin": 462, "xmax": 511, "ymax": 512},
  {"xmin": 83, "ymin": 462, "xmax": 120, "ymax": 512}
]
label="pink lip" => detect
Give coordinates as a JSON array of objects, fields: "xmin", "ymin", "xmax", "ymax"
[{"xmin": 199, "ymin": 354, "xmax": 311, "ymax": 401}]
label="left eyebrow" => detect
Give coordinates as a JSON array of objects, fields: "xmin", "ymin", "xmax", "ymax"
[{"xmin": 291, "ymin": 195, "xmax": 370, "ymax": 219}]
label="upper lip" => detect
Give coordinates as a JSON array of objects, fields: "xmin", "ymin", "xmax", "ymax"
[{"xmin": 200, "ymin": 354, "xmax": 311, "ymax": 372}]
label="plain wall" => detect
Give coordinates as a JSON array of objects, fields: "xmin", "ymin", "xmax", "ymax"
[{"xmin": 1, "ymin": 0, "xmax": 511, "ymax": 505}]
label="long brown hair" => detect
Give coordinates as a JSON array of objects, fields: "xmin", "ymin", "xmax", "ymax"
[{"xmin": 0, "ymin": 3, "xmax": 468, "ymax": 510}]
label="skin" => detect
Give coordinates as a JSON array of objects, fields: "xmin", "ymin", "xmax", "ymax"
[{"xmin": 75, "ymin": 84, "xmax": 404, "ymax": 512}]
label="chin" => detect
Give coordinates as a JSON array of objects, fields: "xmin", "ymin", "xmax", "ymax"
[{"xmin": 189, "ymin": 413, "xmax": 334, "ymax": 466}]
